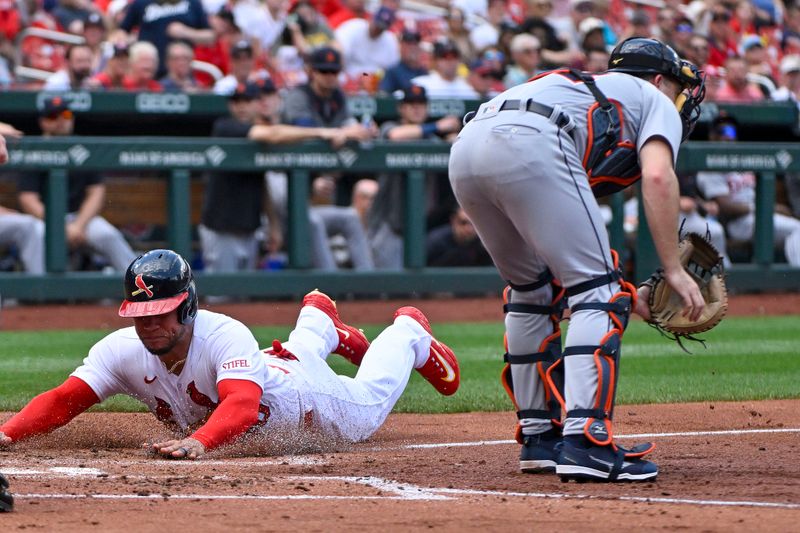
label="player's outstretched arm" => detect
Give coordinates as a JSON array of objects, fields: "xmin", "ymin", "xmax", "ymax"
[
  {"xmin": 639, "ymin": 138, "xmax": 705, "ymax": 322},
  {"xmin": 150, "ymin": 379, "xmax": 263, "ymax": 460},
  {"xmin": 0, "ymin": 377, "xmax": 100, "ymax": 446}
]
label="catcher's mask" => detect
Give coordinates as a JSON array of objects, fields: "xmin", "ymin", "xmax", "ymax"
[
  {"xmin": 608, "ymin": 37, "xmax": 706, "ymax": 142},
  {"xmin": 119, "ymin": 249, "xmax": 198, "ymax": 324}
]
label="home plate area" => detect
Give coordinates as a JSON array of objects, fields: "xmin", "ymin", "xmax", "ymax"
[{"xmin": 2, "ymin": 406, "xmax": 800, "ymax": 530}]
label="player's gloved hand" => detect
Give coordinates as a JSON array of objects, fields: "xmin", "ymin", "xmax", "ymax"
[
  {"xmin": 0, "ymin": 431, "xmax": 11, "ymax": 448},
  {"xmin": 663, "ymin": 266, "xmax": 705, "ymax": 322},
  {"xmin": 149, "ymin": 437, "xmax": 205, "ymax": 460}
]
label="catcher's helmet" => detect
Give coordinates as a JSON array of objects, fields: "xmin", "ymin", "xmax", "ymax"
[
  {"xmin": 118, "ymin": 249, "xmax": 198, "ymax": 324},
  {"xmin": 608, "ymin": 37, "xmax": 705, "ymax": 141}
]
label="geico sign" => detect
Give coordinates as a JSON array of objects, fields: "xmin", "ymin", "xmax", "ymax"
[{"xmin": 135, "ymin": 93, "xmax": 191, "ymax": 113}]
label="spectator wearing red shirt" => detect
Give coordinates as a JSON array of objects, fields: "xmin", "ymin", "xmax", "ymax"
[
  {"xmin": 88, "ymin": 43, "xmax": 130, "ymax": 90},
  {"xmin": 327, "ymin": 0, "xmax": 367, "ymax": 29},
  {"xmin": 707, "ymin": 7, "xmax": 739, "ymax": 67},
  {"xmin": 122, "ymin": 41, "xmax": 163, "ymax": 92},
  {"xmin": 715, "ymin": 55, "xmax": 766, "ymax": 103},
  {"xmin": 194, "ymin": 7, "xmax": 242, "ymax": 88}
]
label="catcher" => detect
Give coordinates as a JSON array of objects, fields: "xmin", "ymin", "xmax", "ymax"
[
  {"xmin": 449, "ymin": 37, "xmax": 719, "ymax": 482},
  {"xmin": 0, "ymin": 249, "xmax": 460, "ymax": 459}
]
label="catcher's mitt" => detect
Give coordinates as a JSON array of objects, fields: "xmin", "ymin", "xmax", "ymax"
[{"xmin": 640, "ymin": 232, "xmax": 728, "ymax": 350}]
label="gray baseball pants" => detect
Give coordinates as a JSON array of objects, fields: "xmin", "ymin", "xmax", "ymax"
[{"xmin": 449, "ymin": 110, "xmax": 622, "ymax": 437}]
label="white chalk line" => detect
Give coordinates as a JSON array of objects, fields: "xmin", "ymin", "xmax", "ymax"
[
  {"xmin": 5, "ymin": 427, "xmax": 800, "ymax": 510},
  {"xmin": 13, "ymin": 475, "xmax": 800, "ymax": 510},
  {"xmin": 404, "ymin": 427, "xmax": 800, "ymax": 449}
]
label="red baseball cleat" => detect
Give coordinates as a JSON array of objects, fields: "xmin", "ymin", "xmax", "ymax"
[
  {"xmin": 393, "ymin": 306, "xmax": 460, "ymax": 396},
  {"xmin": 303, "ymin": 290, "xmax": 369, "ymax": 366}
]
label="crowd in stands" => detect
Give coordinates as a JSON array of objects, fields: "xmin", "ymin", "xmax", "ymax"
[
  {"xmin": 2, "ymin": 0, "xmax": 800, "ymax": 277},
  {"xmin": 0, "ymin": 0, "xmax": 794, "ymax": 103}
]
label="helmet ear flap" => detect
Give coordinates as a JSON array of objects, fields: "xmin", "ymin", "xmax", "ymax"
[{"xmin": 179, "ymin": 280, "xmax": 198, "ymax": 324}]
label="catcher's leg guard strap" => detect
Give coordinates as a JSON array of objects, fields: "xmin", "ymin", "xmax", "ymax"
[
  {"xmin": 501, "ymin": 275, "xmax": 565, "ymax": 440},
  {"xmin": 562, "ymin": 267, "xmax": 634, "ymax": 447}
]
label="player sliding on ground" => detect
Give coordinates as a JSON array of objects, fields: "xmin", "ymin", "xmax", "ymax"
[{"xmin": 0, "ymin": 249, "xmax": 460, "ymax": 459}]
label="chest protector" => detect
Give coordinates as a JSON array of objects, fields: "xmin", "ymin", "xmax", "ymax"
[{"xmin": 532, "ymin": 69, "xmax": 642, "ymax": 197}]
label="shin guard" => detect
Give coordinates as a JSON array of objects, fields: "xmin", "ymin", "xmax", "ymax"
[
  {"xmin": 500, "ymin": 272, "xmax": 566, "ymax": 443},
  {"xmin": 559, "ymin": 252, "xmax": 655, "ymax": 458}
]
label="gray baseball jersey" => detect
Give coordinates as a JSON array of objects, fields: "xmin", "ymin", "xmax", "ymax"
[{"xmin": 448, "ymin": 70, "xmax": 683, "ymax": 439}]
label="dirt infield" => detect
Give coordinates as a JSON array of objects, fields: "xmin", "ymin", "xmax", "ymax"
[
  {"xmin": 1, "ymin": 293, "xmax": 799, "ymax": 530},
  {"xmin": 2, "ymin": 402, "xmax": 800, "ymax": 531}
]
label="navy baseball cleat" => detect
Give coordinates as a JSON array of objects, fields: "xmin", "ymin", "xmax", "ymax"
[
  {"xmin": 520, "ymin": 427, "xmax": 562, "ymax": 473},
  {"xmin": 556, "ymin": 436, "xmax": 658, "ymax": 482},
  {"xmin": 0, "ymin": 472, "xmax": 13, "ymax": 512}
]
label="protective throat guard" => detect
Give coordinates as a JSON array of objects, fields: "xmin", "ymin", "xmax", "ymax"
[{"xmin": 674, "ymin": 61, "xmax": 706, "ymax": 142}]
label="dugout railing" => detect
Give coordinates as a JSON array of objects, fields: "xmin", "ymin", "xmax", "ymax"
[{"xmin": 0, "ymin": 138, "xmax": 798, "ymax": 301}]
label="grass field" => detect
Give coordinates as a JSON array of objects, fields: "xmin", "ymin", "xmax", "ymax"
[{"xmin": 1, "ymin": 315, "xmax": 798, "ymax": 413}]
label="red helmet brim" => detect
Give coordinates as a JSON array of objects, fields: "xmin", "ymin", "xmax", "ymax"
[{"xmin": 118, "ymin": 292, "xmax": 188, "ymax": 318}]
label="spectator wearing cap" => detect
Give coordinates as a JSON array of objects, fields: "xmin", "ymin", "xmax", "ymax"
[
  {"xmin": 43, "ymin": 43, "xmax": 94, "ymax": 91},
  {"xmin": 283, "ymin": 46, "xmax": 362, "ymax": 128},
  {"xmin": 232, "ymin": 0, "xmax": 288, "ymax": 52},
  {"xmin": 577, "ymin": 16, "xmax": 606, "ymax": 54},
  {"xmin": 772, "ymin": 55, "xmax": 800, "ymax": 103},
  {"xmin": 115, "ymin": 0, "xmax": 215, "ymax": 78},
  {"xmin": 213, "ymin": 39, "xmax": 260, "ymax": 95},
  {"xmin": 411, "ymin": 40, "xmax": 479, "ymax": 99},
  {"xmin": 367, "ymin": 84, "xmax": 462, "ymax": 269},
  {"xmin": 469, "ymin": 0, "xmax": 510, "ymax": 52},
  {"xmin": 503, "ymin": 33, "xmax": 541, "ymax": 87},
  {"xmin": 334, "ymin": 5, "xmax": 400, "ymax": 80},
  {"xmin": 378, "ymin": 29, "xmax": 427, "ymax": 94},
  {"xmin": 159, "ymin": 41, "xmax": 200, "ymax": 92},
  {"xmin": 715, "ymin": 55, "xmax": 766, "ymax": 103},
  {"xmin": 88, "ymin": 42, "xmax": 130, "ymax": 90},
  {"xmin": 707, "ymin": 7, "xmax": 738, "ymax": 67},
  {"xmin": 122, "ymin": 41, "xmax": 163, "ymax": 92},
  {"xmin": 81, "ymin": 12, "xmax": 108, "ymax": 75},
  {"xmin": 15, "ymin": 97, "xmax": 137, "ymax": 272},
  {"xmin": 467, "ymin": 57, "xmax": 504, "ymax": 99},
  {"xmin": 739, "ymin": 34, "xmax": 774, "ymax": 81}
]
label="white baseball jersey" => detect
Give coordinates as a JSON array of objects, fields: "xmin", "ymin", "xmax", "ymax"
[{"xmin": 71, "ymin": 310, "xmax": 302, "ymax": 434}]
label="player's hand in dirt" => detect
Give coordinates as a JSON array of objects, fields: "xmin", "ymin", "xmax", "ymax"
[
  {"xmin": 0, "ymin": 431, "xmax": 11, "ymax": 448},
  {"xmin": 149, "ymin": 437, "xmax": 205, "ymax": 460}
]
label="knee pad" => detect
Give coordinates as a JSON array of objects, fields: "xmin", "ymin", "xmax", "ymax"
[
  {"xmin": 499, "ymin": 271, "xmax": 566, "ymax": 443},
  {"xmin": 559, "ymin": 251, "xmax": 654, "ymax": 457}
]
